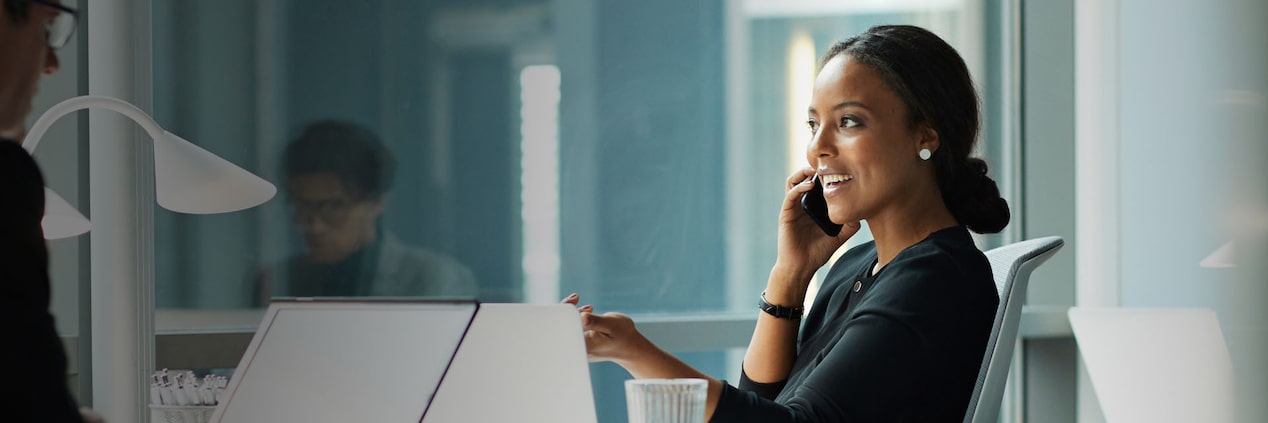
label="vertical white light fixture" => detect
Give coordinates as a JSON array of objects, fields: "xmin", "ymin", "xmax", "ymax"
[
  {"xmin": 785, "ymin": 30, "xmax": 822, "ymax": 310},
  {"xmin": 520, "ymin": 65, "xmax": 562, "ymax": 304},
  {"xmin": 785, "ymin": 30, "xmax": 815, "ymax": 177}
]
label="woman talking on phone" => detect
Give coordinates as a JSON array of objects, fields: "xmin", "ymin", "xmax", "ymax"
[{"xmin": 565, "ymin": 24, "xmax": 1010, "ymax": 422}]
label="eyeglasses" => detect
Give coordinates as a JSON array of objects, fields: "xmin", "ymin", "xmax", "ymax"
[
  {"xmin": 289, "ymin": 198, "xmax": 359, "ymax": 224},
  {"xmin": 23, "ymin": 0, "xmax": 78, "ymax": 49}
]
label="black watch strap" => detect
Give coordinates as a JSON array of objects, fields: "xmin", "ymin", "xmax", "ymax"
[{"xmin": 758, "ymin": 291, "xmax": 804, "ymax": 320}]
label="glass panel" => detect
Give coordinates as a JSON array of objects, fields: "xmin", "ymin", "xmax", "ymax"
[{"xmin": 149, "ymin": 0, "xmax": 1012, "ymax": 420}]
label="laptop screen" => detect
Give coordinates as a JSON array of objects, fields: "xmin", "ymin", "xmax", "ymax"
[{"xmin": 212, "ymin": 299, "xmax": 477, "ymax": 423}]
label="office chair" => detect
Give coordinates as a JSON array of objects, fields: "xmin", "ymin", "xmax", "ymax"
[{"xmin": 962, "ymin": 236, "xmax": 1065, "ymax": 423}]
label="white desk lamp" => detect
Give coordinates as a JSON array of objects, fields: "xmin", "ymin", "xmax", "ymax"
[
  {"xmin": 21, "ymin": 95, "xmax": 276, "ymax": 422},
  {"xmin": 1200, "ymin": 241, "xmax": 1235, "ymax": 269},
  {"xmin": 23, "ymin": 95, "xmax": 276, "ymax": 238}
]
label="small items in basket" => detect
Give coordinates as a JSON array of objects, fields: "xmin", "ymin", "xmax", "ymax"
[
  {"xmin": 148, "ymin": 369, "xmax": 228, "ymax": 423},
  {"xmin": 149, "ymin": 405, "xmax": 215, "ymax": 423}
]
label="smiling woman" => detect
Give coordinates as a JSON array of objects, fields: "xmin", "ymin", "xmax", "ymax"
[{"xmin": 569, "ymin": 25, "xmax": 1010, "ymax": 423}]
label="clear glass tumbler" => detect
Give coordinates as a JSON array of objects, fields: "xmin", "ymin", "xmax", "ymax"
[{"xmin": 625, "ymin": 378, "xmax": 708, "ymax": 423}]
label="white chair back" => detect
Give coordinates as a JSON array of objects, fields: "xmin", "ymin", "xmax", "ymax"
[{"xmin": 963, "ymin": 236, "xmax": 1064, "ymax": 423}]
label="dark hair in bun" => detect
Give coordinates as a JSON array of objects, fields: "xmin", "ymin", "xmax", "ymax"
[{"xmin": 820, "ymin": 25, "xmax": 1010, "ymax": 233}]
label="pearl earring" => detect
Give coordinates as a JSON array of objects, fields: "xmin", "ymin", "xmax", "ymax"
[{"xmin": 919, "ymin": 148, "xmax": 932, "ymax": 161}]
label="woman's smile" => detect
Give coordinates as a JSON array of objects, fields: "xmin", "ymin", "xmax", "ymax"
[{"xmin": 820, "ymin": 173, "xmax": 853, "ymax": 199}]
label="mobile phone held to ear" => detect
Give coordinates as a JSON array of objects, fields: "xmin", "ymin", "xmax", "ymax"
[{"xmin": 801, "ymin": 175, "xmax": 844, "ymax": 236}]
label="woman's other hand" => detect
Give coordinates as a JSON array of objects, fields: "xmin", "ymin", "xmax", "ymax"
[
  {"xmin": 562, "ymin": 294, "xmax": 650, "ymax": 365},
  {"xmin": 560, "ymin": 293, "xmax": 721, "ymax": 419},
  {"xmin": 562, "ymin": 292, "xmax": 593, "ymax": 313}
]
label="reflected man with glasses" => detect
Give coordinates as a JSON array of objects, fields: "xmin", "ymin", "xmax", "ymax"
[
  {"xmin": 2, "ymin": 1, "xmax": 104, "ymax": 422},
  {"xmin": 255, "ymin": 119, "xmax": 477, "ymax": 303}
]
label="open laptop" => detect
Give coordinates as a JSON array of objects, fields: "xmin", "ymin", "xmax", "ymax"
[
  {"xmin": 210, "ymin": 299, "xmax": 597, "ymax": 423},
  {"xmin": 1068, "ymin": 307, "xmax": 1235, "ymax": 423}
]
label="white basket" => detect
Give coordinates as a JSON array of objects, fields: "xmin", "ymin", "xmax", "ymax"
[{"xmin": 149, "ymin": 405, "xmax": 216, "ymax": 423}]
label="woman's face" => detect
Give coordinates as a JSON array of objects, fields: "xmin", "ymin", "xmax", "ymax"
[{"xmin": 806, "ymin": 54, "xmax": 934, "ymax": 225}]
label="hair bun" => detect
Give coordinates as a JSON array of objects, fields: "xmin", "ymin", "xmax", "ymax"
[{"xmin": 949, "ymin": 158, "xmax": 1010, "ymax": 234}]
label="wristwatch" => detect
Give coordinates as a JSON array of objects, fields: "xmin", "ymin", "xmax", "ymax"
[{"xmin": 758, "ymin": 291, "xmax": 804, "ymax": 320}]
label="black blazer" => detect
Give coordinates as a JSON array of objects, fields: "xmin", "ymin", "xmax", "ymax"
[
  {"xmin": 0, "ymin": 139, "xmax": 83, "ymax": 422},
  {"xmin": 712, "ymin": 226, "xmax": 998, "ymax": 423}
]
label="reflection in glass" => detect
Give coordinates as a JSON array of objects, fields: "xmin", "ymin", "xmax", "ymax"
[{"xmin": 254, "ymin": 120, "xmax": 477, "ymax": 303}]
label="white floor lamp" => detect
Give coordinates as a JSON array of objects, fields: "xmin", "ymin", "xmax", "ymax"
[{"xmin": 22, "ymin": 95, "xmax": 276, "ymax": 421}]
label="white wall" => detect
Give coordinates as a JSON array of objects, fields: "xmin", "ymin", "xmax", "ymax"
[
  {"xmin": 1118, "ymin": 0, "xmax": 1235, "ymax": 309},
  {"xmin": 1118, "ymin": 2, "xmax": 1267, "ymax": 421},
  {"xmin": 1079, "ymin": 0, "xmax": 1268, "ymax": 421}
]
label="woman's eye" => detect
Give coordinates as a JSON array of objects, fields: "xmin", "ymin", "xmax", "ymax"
[
  {"xmin": 840, "ymin": 116, "xmax": 860, "ymax": 129},
  {"xmin": 806, "ymin": 120, "xmax": 819, "ymax": 133}
]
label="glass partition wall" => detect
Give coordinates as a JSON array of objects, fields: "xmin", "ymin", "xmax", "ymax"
[{"xmin": 147, "ymin": 1, "xmax": 1016, "ymax": 421}]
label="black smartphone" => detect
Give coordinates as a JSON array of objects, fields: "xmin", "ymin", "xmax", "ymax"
[{"xmin": 801, "ymin": 175, "xmax": 844, "ymax": 236}]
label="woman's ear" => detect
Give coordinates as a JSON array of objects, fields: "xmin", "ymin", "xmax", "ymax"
[{"xmin": 916, "ymin": 122, "xmax": 940, "ymax": 155}]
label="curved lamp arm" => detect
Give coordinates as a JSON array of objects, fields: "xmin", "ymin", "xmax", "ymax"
[
  {"xmin": 24, "ymin": 95, "xmax": 165, "ymax": 153},
  {"xmin": 21, "ymin": 95, "xmax": 277, "ymax": 238}
]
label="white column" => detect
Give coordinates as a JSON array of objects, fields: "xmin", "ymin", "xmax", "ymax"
[
  {"xmin": 1074, "ymin": 0, "xmax": 1120, "ymax": 421},
  {"xmin": 88, "ymin": 0, "xmax": 154, "ymax": 422}
]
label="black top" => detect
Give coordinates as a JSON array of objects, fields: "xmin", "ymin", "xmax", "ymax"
[
  {"xmin": 711, "ymin": 226, "xmax": 998, "ymax": 423},
  {"xmin": 292, "ymin": 228, "xmax": 384, "ymax": 297},
  {"xmin": 0, "ymin": 139, "xmax": 83, "ymax": 422}
]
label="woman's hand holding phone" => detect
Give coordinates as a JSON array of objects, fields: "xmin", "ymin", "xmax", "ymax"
[{"xmin": 774, "ymin": 168, "xmax": 859, "ymax": 284}]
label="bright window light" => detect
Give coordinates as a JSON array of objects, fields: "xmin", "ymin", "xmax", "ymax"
[
  {"xmin": 785, "ymin": 30, "xmax": 822, "ymax": 310},
  {"xmin": 786, "ymin": 30, "xmax": 816, "ymax": 178},
  {"xmin": 520, "ymin": 65, "xmax": 562, "ymax": 304}
]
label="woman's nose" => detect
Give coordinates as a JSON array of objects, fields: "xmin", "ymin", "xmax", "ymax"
[{"xmin": 806, "ymin": 126, "xmax": 834, "ymax": 162}]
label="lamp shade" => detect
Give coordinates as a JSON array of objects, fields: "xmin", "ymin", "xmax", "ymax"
[
  {"xmin": 23, "ymin": 95, "xmax": 277, "ymax": 237},
  {"xmin": 42, "ymin": 188, "xmax": 92, "ymax": 239},
  {"xmin": 1200, "ymin": 241, "xmax": 1235, "ymax": 268},
  {"xmin": 152, "ymin": 130, "xmax": 276, "ymax": 214}
]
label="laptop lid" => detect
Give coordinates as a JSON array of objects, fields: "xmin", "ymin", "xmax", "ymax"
[
  {"xmin": 210, "ymin": 299, "xmax": 597, "ymax": 423},
  {"xmin": 1068, "ymin": 307, "xmax": 1235, "ymax": 423},
  {"xmin": 210, "ymin": 298, "xmax": 477, "ymax": 423},
  {"xmin": 422, "ymin": 303, "xmax": 597, "ymax": 423}
]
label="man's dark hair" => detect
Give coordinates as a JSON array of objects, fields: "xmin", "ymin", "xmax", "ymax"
[
  {"xmin": 3, "ymin": 0, "xmax": 31, "ymax": 23},
  {"xmin": 282, "ymin": 119, "xmax": 396, "ymax": 200}
]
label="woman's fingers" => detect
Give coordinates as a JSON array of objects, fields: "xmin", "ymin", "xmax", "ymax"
[
  {"xmin": 582, "ymin": 330, "xmax": 611, "ymax": 362},
  {"xmin": 785, "ymin": 167, "xmax": 816, "ymax": 191},
  {"xmin": 581, "ymin": 312, "xmax": 635, "ymax": 363},
  {"xmin": 581, "ymin": 311, "xmax": 631, "ymax": 336},
  {"xmin": 784, "ymin": 177, "xmax": 816, "ymax": 201},
  {"xmin": 561, "ymin": 292, "xmax": 579, "ymax": 306}
]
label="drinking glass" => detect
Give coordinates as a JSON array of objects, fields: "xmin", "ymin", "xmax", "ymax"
[{"xmin": 624, "ymin": 378, "xmax": 707, "ymax": 423}]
